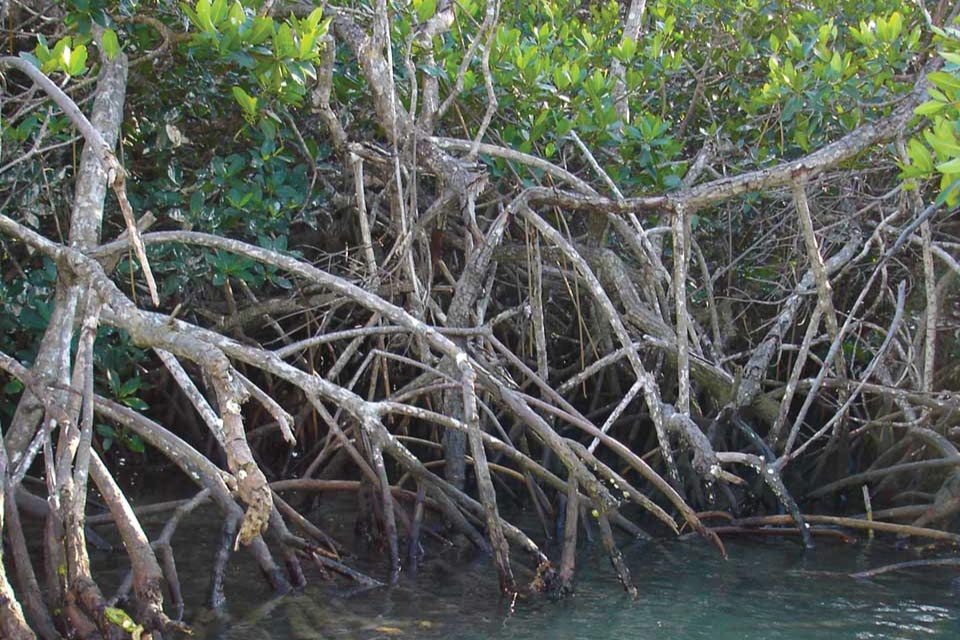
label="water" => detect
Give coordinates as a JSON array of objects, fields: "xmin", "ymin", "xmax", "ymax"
[{"xmin": 165, "ymin": 528, "xmax": 960, "ymax": 640}]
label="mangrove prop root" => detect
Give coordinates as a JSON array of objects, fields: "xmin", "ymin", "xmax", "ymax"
[
  {"xmin": 850, "ymin": 558, "xmax": 960, "ymax": 579},
  {"xmin": 1, "ymin": 5, "xmax": 957, "ymax": 632},
  {"xmin": 735, "ymin": 515, "xmax": 960, "ymax": 543},
  {"xmin": 681, "ymin": 526, "xmax": 858, "ymax": 545}
]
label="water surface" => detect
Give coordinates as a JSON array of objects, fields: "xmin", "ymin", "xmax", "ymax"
[{"xmin": 176, "ymin": 532, "xmax": 960, "ymax": 640}]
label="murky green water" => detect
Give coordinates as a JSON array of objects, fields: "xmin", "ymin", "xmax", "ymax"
[
  {"xmin": 174, "ymin": 534, "xmax": 959, "ymax": 640},
  {"xmin": 79, "ymin": 486, "xmax": 960, "ymax": 640}
]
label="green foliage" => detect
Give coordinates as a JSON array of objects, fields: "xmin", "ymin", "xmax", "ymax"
[
  {"xmin": 103, "ymin": 367, "xmax": 149, "ymax": 412},
  {"xmin": 62, "ymin": 0, "xmax": 112, "ymax": 35},
  {"xmin": 422, "ymin": 0, "xmax": 928, "ymax": 194},
  {"xmin": 95, "ymin": 365, "xmax": 148, "ymax": 453},
  {"xmin": 756, "ymin": 8, "xmax": 921, "ymax": 152},
  {"xmin": 413, "ymin": 0, "xmax": 437, "ymax": 22},
  {"xmin": 179, "ymin": 0, "xmax": 328, "ymax": 109},
  {"xmin": 18, "ymin": 0, "xmax": 123, "ymax": 73},
  {"xmin": 96, "ymin": 422, "xmax": 147, "ymax": 453},
  {"xmin": 203, "ymin": 240, "xmax": 295, "ymax": 290},
  {"xmin": 103, "ymin": 606, "xmax": 144, "ymax": 639},
  {"xmin": 902, "ymin": 28, "xmax": 960, "ymax": 207},
  {"xmin": 32, "ymin": 35, "xmax": 90, "ymax": 76},
  {"xmin": 0, "ymin": 257, "xmax": 57, "ymax": 365},
  {"xmin": 476, "ymin": 1, "xmax": 646, "ymax": 169},
  {"xmin": 101, "ymin": 28, "xmax": 120, "ymax": 59},
  {"xmin": 232, "ymin": 86, "xmax": 258, "ymax": 122},
  {"xmin": 1, "ymin": 0, "xmax": 956, "ymax": 434}
]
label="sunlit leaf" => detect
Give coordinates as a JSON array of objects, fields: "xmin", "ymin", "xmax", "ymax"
[
  {"xmin": 928, "ymin": 71, "xmax": 960, "ymax": 93},
  {"xmin": 101, "ymin": 28, "xmax": 119, "ymax": 60},
  {"xmin": 935, "ymin": 157, "xmax": 960, "ymax": 173},
  {"xmin": 415, "ymin": 0, "xmax": 437, "ymax": 22}
]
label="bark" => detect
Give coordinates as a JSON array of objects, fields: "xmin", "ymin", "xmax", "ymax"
[
  {"xmin": 610, "ymin": 0, "xmax": 647, "ymax": 124},
  {"xmin": 1, "ymin": 46, "xmax": 127, "ymax": 463},
  {"xmin": 0, "ymin": 444, "xmax": 38, "ymax": 640}
]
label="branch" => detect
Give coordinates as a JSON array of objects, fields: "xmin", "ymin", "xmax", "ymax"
[{"xmin": 514, "ymin": 62, "xmax": 938, "ymax": 216}]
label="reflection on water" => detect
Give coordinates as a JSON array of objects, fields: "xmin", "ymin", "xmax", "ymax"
[{"xmin": 174, "ymin": 534, "xmax": 959, "ymax": 640}]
